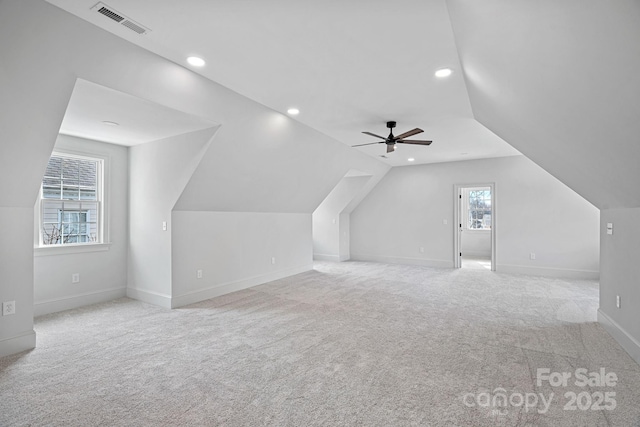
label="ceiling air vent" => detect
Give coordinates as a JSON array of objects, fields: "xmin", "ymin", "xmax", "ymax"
[{"xmin": 91, "ymin": 2, "xmax": 150, "ymax": 35}]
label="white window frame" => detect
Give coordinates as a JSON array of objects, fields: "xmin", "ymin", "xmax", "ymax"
[{"xmin": 35, "ymin": 149, "xmax": 110, "ymax": 255}]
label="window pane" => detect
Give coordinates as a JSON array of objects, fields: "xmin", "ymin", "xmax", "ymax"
[
  {"xmin": 44, "ymin": 157, "xmax": 63, "ymax": 179},
  {"xmin": 43, "ymin": 177, "xmax": 62, "ymax": 199},
  {"xmin": 40, "ymin": 154, "xmax": 101, "ymax": 246},
  {"xmin": 42, "ymin": 223, "xmax": 63, "ymax": 245},
  {"xmin": 62, "ymin": 184, "xmax": 79, "ymax": 200},
  {"xmin": 79, "ymin": 161, "xmax": 97, "ymax": 187},
  {"xmin": 467, "ymin": 188, "xmax": 492, "ymax": 230},
  {"xmin": 62, "ymin": 158, "xmax": 79, "ymax": 180},
  {"xmin": 80, "ymin": 188, "xmax": 97, "ymax": 200},
  {"xmin": 88, "ymin": 222, "xmax": 98, "ymax": 242},
  {"xmin": 83, "ymin": 202, "xmax": 98, "ymax": 218}
]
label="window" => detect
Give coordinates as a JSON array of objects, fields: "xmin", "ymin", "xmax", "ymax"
[
  {"xmin": 467, "ymin": 188, "xmax": 491, "ymax": 230},
  {"xmin": 40, "ymin": 153, "xmax": 103, "ymax": 246}
]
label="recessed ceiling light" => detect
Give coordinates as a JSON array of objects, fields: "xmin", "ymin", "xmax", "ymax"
[
  {"xmin": 187, "ymin": 56, "xmax": 206, "ymax": 67},
  {"xmin": 435, "ymin": 68, "xmax": 452, "ymax": 78},
  {"xmin": 102, "ymin": 121, "xmax": 119, "ymax": 126},
  {"xmin": 287, "ymin": 108, "xmax": 300, "ymax": 115},
  {"xmin": 408, "ymin": 158, "xmax": 415, "ymax": 162},
  {"xmin": 460, "ymin": 152, "xmax": 468, "ymax": 155}
]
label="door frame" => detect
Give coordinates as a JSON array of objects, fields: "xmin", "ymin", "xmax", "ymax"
[{"xmin": 453, "ymin": 183, "xmax": 496, "ymax": 271}]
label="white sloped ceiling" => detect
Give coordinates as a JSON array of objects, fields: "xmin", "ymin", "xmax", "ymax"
[{"xmin": 447, "ymin": 0, "xmax": 640, "ymax": 209}]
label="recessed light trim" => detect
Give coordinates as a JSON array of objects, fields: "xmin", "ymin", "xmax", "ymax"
[
  {"xmin": 435, "ymin": 68, "xmax": 452, "ymax": 78},
  {"xmin": 287, "ymin": 108, "xmax": 300, "ymax": 115},
  {"xmin": 408, "ymin": 158, "xmax": 415, "ymax": 162},
  {"xmin": 102, "ymin": 121, "xmax": 120, "ymax": 126},
  {"xmin": 187, "ymin": 56, "xmax": 206, "ymax": 67}
]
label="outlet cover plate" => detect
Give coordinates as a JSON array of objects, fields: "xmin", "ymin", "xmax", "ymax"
[{"xmin": 3, "ymin": 300, "xmax": 16, "ymax": 316}]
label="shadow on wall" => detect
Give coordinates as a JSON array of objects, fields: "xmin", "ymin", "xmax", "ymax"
[{"xmin": 313, "ymin": 170, "xmax": 372, "ymax": 262}]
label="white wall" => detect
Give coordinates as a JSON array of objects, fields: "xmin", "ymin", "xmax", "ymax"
[
  {"xmin": 313, "ymin": 175, "xmax": 370, "ymax": 261},
  {"xmin": 128, "ymin": 128, "xmax": 217, "ymax": 307},
  {"xmin": 351, "ymin": 156, "xmax": 600, "ymax": 278},
  {"xmin": 171, "ymin": 212, "xmax": 312, "ymax": 307},
  {"xmin": 0, "ymin": 207, "xmax": 35, "ymax": 356},
  {"xmin": 0, "ymin": 0, "xmax": 389, "ymax": 356},
  {"xmin": 598, "ymin": 208, "xmax": 640, "ymax": 364},
  {"xmin": 447, "ymin": 1, "xmax": 639, "ymax": 359},
  {"xmin": 461, "ymin": 231, "xmax": 491, "ymax": 258},
  {"xmin": 33, "ymin": 135, "xmax": 128, "ymax": 316}
]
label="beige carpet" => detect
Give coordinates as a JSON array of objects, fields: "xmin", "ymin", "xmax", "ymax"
[{"xmin": 1, "ymin": 261, "xmax": 639, "ymax": 426}]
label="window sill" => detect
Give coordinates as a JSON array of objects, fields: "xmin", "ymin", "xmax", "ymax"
[{"xmin": 34, "ymin": 243, "xmax": 111, "ymax": 257}]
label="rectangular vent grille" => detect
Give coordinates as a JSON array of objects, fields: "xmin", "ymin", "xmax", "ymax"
[
  {"xmin": 97, "ymin": 6, "xmax": 123, "ymax": 23},
  {"xmin": 121, "ymin": 20, "xmax": 146, "ymax": 34},
  {"xmin": 91, "ymin": 2, "xmax": 150, "ymax": 35}
]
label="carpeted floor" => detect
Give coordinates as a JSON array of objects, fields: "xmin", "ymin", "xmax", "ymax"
[{"xmin": 1, "ymin": 261, "xmax": 639, "ymax": 426}]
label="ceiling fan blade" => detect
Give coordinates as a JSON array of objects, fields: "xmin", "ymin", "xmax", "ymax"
[
  {"xmin": 362, "ymin": 131, "xmax": 387, "ymax": 140},
  {"xmin": 387, "ymin": 144, "xmax": 395, "ymax": 153},
  {"xmin": 351, "ymin": 142, "xmax": 381, "ymax": 147},
  {"xmin": 397, "ymin": 140, "xmax": 432, "ymax": 146},
  {"xmin": 394, "ymin": 128, "xmax": 423, "ymax": 140}
]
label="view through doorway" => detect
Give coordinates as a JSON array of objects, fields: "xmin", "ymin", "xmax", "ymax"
[{"xmin": 454, "ymin": 184, "xmax": 495, "ymax": 271}]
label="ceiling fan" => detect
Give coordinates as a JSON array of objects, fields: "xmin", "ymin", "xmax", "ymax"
[{"xmin": 352, "ymin": 121, "xmax": 432, "ymax": 153}]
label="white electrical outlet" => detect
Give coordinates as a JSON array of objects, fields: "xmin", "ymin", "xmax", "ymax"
[
  {"xmin": 419, "ymin": 247, "xmax": 425, "ymax": 253},
  {"xmin": 530, "ymin": 253, "xmax": 536, "ymax": 260},
  {"xmin": 196, "ymin": 269, "xmax": 203, "ymax": 279},
  {"xmin": 72, "ymin": 273, "xmax": 80, "ymax": 283},
  {"xmin": 3, "ymin": 301, "xmax": 16, "ymax": 316},
  {"xmin": 271, "ymin": 257, "xmax": 276, "ymax": 265},
  {"xmin": 162, "ymin": 221, "xmax": 167, "ymax": 231},
  {"xmin": 616, "ymin": 295, "xmax": 621, "ymax": 309},
  {"xmin": 443, "ymin": 219, "xmax": 448, "ymax": 225},
  {"xmin": 607, "ymin": 223, "xmax": 613, "ymax": 235}
]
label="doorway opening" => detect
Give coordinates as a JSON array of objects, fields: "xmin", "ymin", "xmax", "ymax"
[{"xmin": 454, "ymin": 184, "xmax": 495, "ymax": 271}]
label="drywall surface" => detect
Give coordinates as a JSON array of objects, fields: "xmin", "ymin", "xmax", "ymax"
[
  {"xmin": 599, "ymin": 208, "xmax": 640, "ymax": 363},
  {"xmin": 0, "ymin": 207, "xmax": 35, "ymax": 356},
  {"xmin": 313, "ymin": 176, "xmax": 370, "ymax": 260},
  {"xmin": 128, "ymin": 128, "xmax": 216, "ymax": 306},
  {"xmin": 461, "ymin": 231, "xmax": 491, "ymax": 258},
  {"xmin": 33, "ymin": 135, "xmax": 128, "ymax": 316},
  {"xmin": 0, "ymin": 0, "xmax": 387, "ymax": 354},
  {"xmin": 447, "ymin": 0, "xmax": 640, "ymax": 209},
  {"xmin": 171, "ymin": 211, "xmax": 312, "ymax": 307},
  {"xmin": 351, "ymin": 156, "xmax": 599, "ymax": 277}
]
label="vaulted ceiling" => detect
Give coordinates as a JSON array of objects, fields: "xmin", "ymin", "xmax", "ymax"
[
  {"xmin": 44, "ymin": 0, "xmax": 640, "ymax": 208},
  {"xmin": 44, "ymin": 0, "xmax": 520, "ymax": 167}
]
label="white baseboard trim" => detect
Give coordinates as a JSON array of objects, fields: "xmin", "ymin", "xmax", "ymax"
[
  {"xmin": 0, "ymin": 330, "xmax": 36, "ymax": 358},
  {"xmin": 598, "ymin": 309, "xmax": 640, "ymax": 366},
  {"xmin": 127, "ymin": 287, "xmax": 172, "ymax": 309},
  {"xmin": 339, "ymin": 254, "xmax": 350, "ymax": 262},
  {"xmin": 34, "ymin": 287, "xmax": 127, "ymax": 317},
  {"xmin": 172, "ymin": 263, "xmax": 314, "ymax": 308},
  {"xmin": 314, "ymin": 253, "xmax": 341, "ymax": 262},
  {"xmin": 497, "ymin": 264, "xmax": 599, "ymax": 279},
  {"xmin": 350, "ymin": 253, "xmax": 453, "ymax": 269}
]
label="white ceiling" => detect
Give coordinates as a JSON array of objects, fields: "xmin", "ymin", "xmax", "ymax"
[
  {"xmin": 47, "ymin": 0, "xmax": 520, "ymax": 165},
  {"xmin": 60, "ymin": 79, "xmax": 217, "ymax": 146}
]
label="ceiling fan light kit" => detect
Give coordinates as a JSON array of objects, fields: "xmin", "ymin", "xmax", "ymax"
[{"xmin": 352, "ymin": 121, "xmax": 433, "ymax": 154}]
